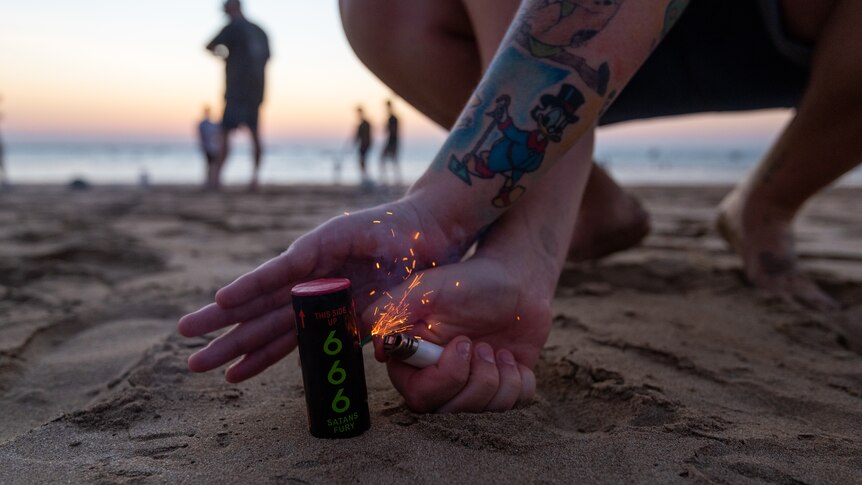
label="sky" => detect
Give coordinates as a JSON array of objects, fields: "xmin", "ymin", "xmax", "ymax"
[{"xmin": 0, "ymin": 1, "xmax": 793, "ymax": 146}]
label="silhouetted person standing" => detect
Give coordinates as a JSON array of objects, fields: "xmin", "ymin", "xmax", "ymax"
[
  {"xmin": 355, "ymin": 106, "xmax": 372, "ymax": 182},
  {"xmin": 379, "ymin": 99, "xmax": 401, "ymax": 186},
  {"xmin": 0, "ymin": 96, "xmax": 6, "ymax": 187},
  {"xmin": 206, "ymin": 0, "xmax": 270, "ymax": 191}
]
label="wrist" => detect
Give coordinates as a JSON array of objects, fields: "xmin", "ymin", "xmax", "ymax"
[{"xmin": 403, "ymin": 185, "xmax": 489, "ymax": 250}]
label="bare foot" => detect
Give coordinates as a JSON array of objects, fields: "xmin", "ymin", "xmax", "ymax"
[
  {"xmin": 717, "ymin": 188, "xmax": 838, "ymax": 311},
  {"xmin": 568, "ymin": 165, "xmax": 651, "ymax": 261}
]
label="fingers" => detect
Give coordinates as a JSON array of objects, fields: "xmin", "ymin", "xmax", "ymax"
[
  {"xmin": 178, "ymin": 285, "xmax": 293, "ymax": 337},
  {"xmin": 437, "ymin": 342, "xmax": 500, "ymax": 413},
  {"xmin": 215, "ymin": 233, "xmax": 319, "ymax": 308},
  {"xmin": 187, "ymin": 304, "xmax": 296, "ymax": 373},
  {"xmin": 224, "ymin": 330, "xmax": 298, "ymax": 383},
  {"xmin": 517, "ymin": 363, "xmax": 537, "ymax": 406},
  {"xmin": 387, "ymin": 336, "xmax": 473, "ymax": 413},
  {"xmin": 389, "ymin": 339, "xmax": 537, "ymax": 413},
  {"xmin": 485, "ymin": 349, "xmax": 522, "ymax": 411}
]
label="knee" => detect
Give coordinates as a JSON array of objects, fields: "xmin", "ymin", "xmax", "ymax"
[
  {"xmin": 339, "ymin": 0, "xmax": 466, "ymax": 73},
  {"xmin": 339, "ymin": 0, "xmax": 405, "ymax": 66}
]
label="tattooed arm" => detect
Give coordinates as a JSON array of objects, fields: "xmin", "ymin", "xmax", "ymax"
[
  {"xmin": 408, "ymin": 0, "xmax": 687, "ymax": 238},
  {"xmin": 177, "ymin": 0, "xmax": 689, "ymax": 388}
]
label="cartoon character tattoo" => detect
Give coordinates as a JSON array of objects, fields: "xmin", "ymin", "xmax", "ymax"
[
  {"xmin": 516, "ymin": 0, "xmax": 624, "ymax": 95},
  {"xmin": 661, "ymin": 0, "xmax": 689, "ymax": 37},
  {"xmin": 449, "ymin": 83, "xmax": 585, "ymax": 208}
]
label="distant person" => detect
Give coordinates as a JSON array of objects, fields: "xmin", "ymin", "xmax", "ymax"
[
  {"xmin": 355, "ymin": 106, "xmax": 372, "ymax": 182},
  {"xmin": 0, "ymin": 96, "xmax": 6, "ymax": 187},
  {"xmin": 379, "ymin": 99, "xmax": 401, "ymax": 186},
  {"xmin": 206, "ymin": 0, "xmax": 270, "ymax": 191},
  {"xmin": 198, "ymin": 106, "xmax": 222, "ymax": 189}
]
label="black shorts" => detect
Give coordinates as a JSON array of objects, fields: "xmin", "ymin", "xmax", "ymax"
[
  {"xmin": 222, "ymin": 101, "xmax": 261, "ymax": 132},
  {"xmin": 600, "ymin": 0, "xmax": 811, "ymax": 126}
]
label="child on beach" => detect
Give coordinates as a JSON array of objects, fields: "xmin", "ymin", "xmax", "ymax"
[
  {"xmin": 180, "ymin": 0, "xmax": 862, "ymax": 412},
  {"xmin": 198, "ymin": 106, "xmax": 222, "ymax": 190}
]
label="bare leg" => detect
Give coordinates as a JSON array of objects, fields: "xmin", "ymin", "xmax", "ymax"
[
  {"xmin": 358, "ymin": 150, "xmax": 367, "ymax": 179},
  {"xmin": 211, "ymin": 129, "xmax": 231, "ymax": 191},
  {"xmin": 568, "ymin": 164, "xmax": 650, "ymax": 261},
  {"xmin": 378, "ymin": 153, "xmax": 388, "ymax": 186},
  {"xmin": 341, "ymin": 0, "xmax": 647, "ymax": 256},
  {"xmin": 718, "ymin": 0, "xmax": 862, "ymax": 309},
  {"xmin": 340, "ymin": 0, "xmax": 480, "ymax": 128},
  {"xmin": 249, "ymin": 127, "xmax": 262, "ymax": 192}
]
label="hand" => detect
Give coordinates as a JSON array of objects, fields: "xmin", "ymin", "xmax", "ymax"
[
  {"xmin": 366, "ymin": 253, "xmax": 552, "ymax": 413},
  {"xmin": 178, "ymin": 195, "xmax": 470, "ymax": 383}
]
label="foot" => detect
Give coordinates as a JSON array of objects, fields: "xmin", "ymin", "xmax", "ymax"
[
  {"xmin": 717, "ymin": 188, "xmax": 838, "ymax": 310},
  {"xmin": 567, "ymin": 165, "xmax": 650, "ymax": 261}
]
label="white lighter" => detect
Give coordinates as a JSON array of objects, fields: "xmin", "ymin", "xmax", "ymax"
[{"xmin": 382, "ymin": 332, "xmax": 444, "ymax": 368}]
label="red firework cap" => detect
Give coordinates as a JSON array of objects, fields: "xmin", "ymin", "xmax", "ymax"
[{"xmin": 291, "ymin": 278, "xmax": 352, "ymax": 297}]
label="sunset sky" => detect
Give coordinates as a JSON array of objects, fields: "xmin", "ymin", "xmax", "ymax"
[{"xmin": 0, "ymin": 1, "xmax": 793, "ymax": 146}]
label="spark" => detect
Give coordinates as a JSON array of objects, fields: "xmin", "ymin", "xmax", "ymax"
[
  {"xmin": 422, "ymin": 290, "xmax": 434, "ymax": 297},
  {"xmin": 391, "ymin": 228, "xmax": 396, "ymax": 238},
  {"xmin": 375, "ymin": 262, "xmax": 381, "ymax": 270},
  {"xmin": 372, "ymin": 220, "xmax": 381, "ymax": 224},
  {"xmin": 516, "ymin": 315, "xmax": 521, "ymax": 321},
  {"xmin": 369, "ymin": 290, "xmax": 376, "ymax": 296},
  {"xmin": 412, "ymin": 260, "xmax": 416, "ymax": 269},
  {"xmin": 386, "ymin": 211, "xmax": 393, "ymax": 215},
  {"xmin": 427, "ymin": 323, "xmax": 433, "ymax": 330},
  {"xmin": 413, "ymin": 232, "xmax": 420, "ymax": 241},
  {"xmin": 409, "ymin": 248, "xmax": 415, "ymax": 257},
  {"xmin": 402, "ymin": 257, "xmax": 409, "ymax": 261},
  {"xmin": 371, "ymin": 274, "xmax": 424, "ymax": 337},
  {"xmin": 432, "ymin": 261, "xmax": 437, "ymax": 267},
  {"xmin": 455, "ymin": 281, "xmax": 460, "ymax": 287},
  {"xmin": 343, "ymin": 212, "xmax": 350, "ymax": 216}
]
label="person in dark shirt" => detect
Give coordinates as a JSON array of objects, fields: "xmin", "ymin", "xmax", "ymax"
[
  {"xmin": 379, "ymin": 99, "xmax": 401, "ymax": 186},
  {"xmin": 0, "ymin": 95, "xmax": 6, "ymax": 187},
  {"xmin": 355, "ymin": 106, "xmax": 372, "ymax": 182},
  {"xmin": 206, "ymin": 0, "xmax": 270, "ymax": 191}
]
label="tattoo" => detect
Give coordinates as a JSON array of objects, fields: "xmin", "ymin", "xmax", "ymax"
[
  {"xmin": 516, "ymin": 0, "xmax": 625, "ymax": 95},
  {"xmin": 458, "ymin": 92, "xmax": 485, "ymax": 131},
  {"xmin": 448, "ymin": 78, "xmax": 585, "ymax": 208},
  {"xmin": 599, "ymin": 88, "xmax": 617, "ymax": 117},
  {"xmin": 759, "ymin": 252, "xmax": 796, "ymax": 277},
  {"xmin": 661, "ymin": 0, "xmax": 689, "ymax": 38}
]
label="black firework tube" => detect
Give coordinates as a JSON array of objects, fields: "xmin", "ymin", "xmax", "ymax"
[{"xmin": 291, "ymin": 278, "xmax": 370, "ymax": 438}]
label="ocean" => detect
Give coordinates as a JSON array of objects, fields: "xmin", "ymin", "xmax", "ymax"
[{"xmin": 3, "ymin": 139, "xmax": 862, "ymax": 187}]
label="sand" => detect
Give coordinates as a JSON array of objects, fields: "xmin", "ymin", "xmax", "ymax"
[{"xmin": 0, "ymin": 184, "xmax": 860, "ymax": 484}]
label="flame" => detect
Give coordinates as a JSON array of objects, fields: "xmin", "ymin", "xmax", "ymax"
[{"xmin": 371, "ymin": 273, "xmax": 424, "ymax": 336}]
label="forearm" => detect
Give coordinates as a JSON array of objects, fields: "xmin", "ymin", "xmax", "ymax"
[
  {"xmin": 408, "ymin": 0, "xmax": 686, "ymax": 241},
  {"xmin": 480, "ymin": 128, "xmax": 595, "ymax": 296}
]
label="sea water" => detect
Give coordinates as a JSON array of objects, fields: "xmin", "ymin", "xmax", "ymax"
[{"xmin": 4, "ymin": 139, "xmax": 862, "ymax": 187}]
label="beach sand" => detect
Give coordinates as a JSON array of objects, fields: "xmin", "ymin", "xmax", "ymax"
[{"xmin": 0, "ymin": 184, "xmax": 860, "ymax": 483}]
